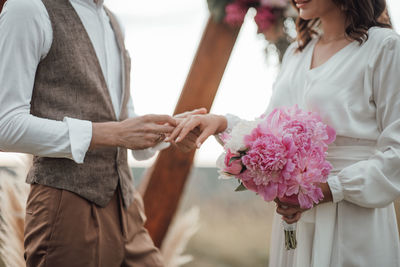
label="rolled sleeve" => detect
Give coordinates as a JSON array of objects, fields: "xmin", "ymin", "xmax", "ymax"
[{"xmin": 64, "ymin": 117, "xmax": 92, "ymax": 164}]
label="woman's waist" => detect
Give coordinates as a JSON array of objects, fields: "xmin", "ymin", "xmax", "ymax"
[{"xmin": 326, "ymin": 136, "xmax": 377, "ymax": 174}]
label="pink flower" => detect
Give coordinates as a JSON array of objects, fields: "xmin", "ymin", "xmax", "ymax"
[
  {"xmin": 238, "ymin": 0, "xmax": 259, "ymax": 4},
  {"xmin": 254, "ymin": 7, "xmax": 276, "ymax": 32},
  {"xmin": 258, "ymin": 181, "xmax": 278, "ymax": 201},
  {"xmin": 224, "ymin": 2, "xmax": 249, "ymax": 27},
  {"xmin": 260, "ymin": 0, "xmax": 289, "ymax": 8},
  {"xmin": 217, "ymin": 105, "xmax": 336, "ymax": 210},
  {"xmin": 242, "ymin": 133, "xmax": 287, "ymax": 179},
  {"xmin": 223, "ymin": 150, "xmax": 243, "ymax": 175},
  {"xmin": 238, "ymin": 170, "xmax": 259, "ymax": 192}
]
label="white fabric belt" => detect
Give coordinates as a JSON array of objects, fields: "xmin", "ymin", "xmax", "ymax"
[{"xmin": 326, "ymin": 145, "xmax": 377, "ymax": 174}]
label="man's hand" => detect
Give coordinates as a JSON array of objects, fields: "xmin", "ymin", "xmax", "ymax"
[{"xmin": 90, "ymin": 114, "xmax": 177, "ymax": 150}]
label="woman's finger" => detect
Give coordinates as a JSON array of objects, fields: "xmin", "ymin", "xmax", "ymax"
[
  {"xmin": 282, "ymin": 212, "xmax": 302, "ymax": 224},
  {"xmin": 166, "ymin": 118, "xmax": 188, "ymax": 141},
  {"xmin": 276, "ymin": 206, "xmax": 299, "ymax": 217},
  {"xmin": 174, "ymin": 108, "xmax": 208, "ymax": 118},
  {"xmin": 176, "ymin": 119, "xmax": 201, "ymax": 143},
  {"xmin": 196, "ymin": 127, "xmax": 215, "ymax": 148}
]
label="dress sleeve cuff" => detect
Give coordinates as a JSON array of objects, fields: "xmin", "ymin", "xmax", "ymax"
[
  {"xmin": 327, "ymin": 175, "xmax": 344, "ymax": 203},
  {"xmin": 131, "ymin": 142, "xmax": 170, "ymax": 161},
  {"xmin": 214, "ymin": 114, "xmax": 241, "ymax": 146},
  {"xmin": 64, "ymin": 117, "xmax": 92, "ymax": 164},
  {"xmin": 225, "ymin": 113, "xmax": 241, "ymax": 132}
]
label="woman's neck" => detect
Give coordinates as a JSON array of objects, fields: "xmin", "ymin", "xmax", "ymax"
[{"xmin": 319, "ymin": 8, "xmax": 348, "ymax": 42}]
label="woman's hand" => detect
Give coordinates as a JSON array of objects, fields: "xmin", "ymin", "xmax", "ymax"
[
  {"xmin": 275, "ymin": 182, "xmax": 333, "ymax": 224},
  {"xmin": 275, "ymin": 198, "xmax": 308, "ymax": 224},
  {"xmin": 167, "ymin": 114, "xmax": 228, "ymax": 148}
]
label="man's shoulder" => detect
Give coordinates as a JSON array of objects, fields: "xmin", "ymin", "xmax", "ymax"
[{"xmin": 2, "ymin": 0, "xmax": 47, "ymax": 23}]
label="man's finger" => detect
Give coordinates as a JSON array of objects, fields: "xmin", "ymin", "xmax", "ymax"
[
  {"xmin": 152, "ymin": 124, "xmax": 176, "ymax": 134},
  {"xmin": 148, "ymin": 115, "xmax": 177, "ymax": 126}
]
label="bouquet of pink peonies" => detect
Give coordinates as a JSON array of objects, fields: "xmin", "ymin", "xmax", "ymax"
[{"xmin": 217, "ymin": 105, "xmax": 336, "ymax": 249}]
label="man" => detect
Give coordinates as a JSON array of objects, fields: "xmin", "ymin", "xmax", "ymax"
[{"xmin": 0, "ymin": 0, "xmax": 202, "ymax": 266}]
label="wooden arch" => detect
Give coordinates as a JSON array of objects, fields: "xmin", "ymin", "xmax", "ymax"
[{"xmin": 140, "ymin": 18, "xmax": 240, "ymax": 247}]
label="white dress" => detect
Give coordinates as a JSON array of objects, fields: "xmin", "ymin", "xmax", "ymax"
[{"xmin": 225, "ymin": 27, "xmax": 400, "ymax": 267}]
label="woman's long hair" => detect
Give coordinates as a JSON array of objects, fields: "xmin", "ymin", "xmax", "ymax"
[{"xmin": 292, "ymin": 0, "xmax": 392, "ymax": 51}]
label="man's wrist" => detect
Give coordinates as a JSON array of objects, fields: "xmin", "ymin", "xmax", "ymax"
[{"xmin": 90, "ymin": 121, "xmax": 121, "ymax": 149}]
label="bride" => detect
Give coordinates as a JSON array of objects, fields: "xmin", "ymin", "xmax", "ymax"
[{"xmin": 168, "ymin": 0, "xmax": 400, "ymax": 266}]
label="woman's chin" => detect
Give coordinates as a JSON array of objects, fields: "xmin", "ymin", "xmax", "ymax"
[{"xmin": 299, "ymin": 10, "xmax": 318, "ymax": 20}]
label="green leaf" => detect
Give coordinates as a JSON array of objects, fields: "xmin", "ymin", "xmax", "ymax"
[{"xmin": 235, "ymin": 183, "xmax": 247, "ymax": 192}]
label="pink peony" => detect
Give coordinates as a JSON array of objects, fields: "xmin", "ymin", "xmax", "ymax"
[
  {"xmin": 217, "ymin": 105, "xmax": 336, "ymax": 210},
  {"xmin": 254, "ymin": 7, "xmax": 276, "ymax": 32},
  {"xmin": 242, "ymin": 133, "xmax": 287, "ymax": 179},
  {"xmin": 260, "ymin": 0, "xmax": 289, "ymax": 8},
  {"xmin": 223, "ymin": 150, "xmax": 243, "ymax": 175},
  {"xmin": 224, "ymin": 2, "xmax": 249, "ymax": 27}
]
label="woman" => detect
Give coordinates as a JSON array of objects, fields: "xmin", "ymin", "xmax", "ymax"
[{"xmin": 168, "ymin": 0, "xmax": 400, "ymax": 266}]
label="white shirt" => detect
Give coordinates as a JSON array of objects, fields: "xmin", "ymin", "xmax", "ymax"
[
  {"xmin": 226, "ymin": 27, "xmax": 400, "ymax": 267},
  {"xmin": 0, "ymin": 0, "xmax": 161, "ymax": 163}
]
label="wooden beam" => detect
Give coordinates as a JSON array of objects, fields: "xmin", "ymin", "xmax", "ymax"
[{"xmin": 140, "ymin": 16, "xmax": 241, "ymax": 247}]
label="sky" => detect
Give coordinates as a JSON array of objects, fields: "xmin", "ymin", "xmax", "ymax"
[{"xmin": 104, "ymin": 0, "xmax": 400, "ymax": 167}]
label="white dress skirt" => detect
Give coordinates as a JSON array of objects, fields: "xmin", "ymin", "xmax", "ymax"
[{"xmin": 225, "ymin": 27, "xmax": 400, "ymax": 267}]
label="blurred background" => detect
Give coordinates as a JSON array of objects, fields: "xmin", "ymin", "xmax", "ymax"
[{"xmin": 102, "ymin": 0, "xmax": 400, "ymax": 266}]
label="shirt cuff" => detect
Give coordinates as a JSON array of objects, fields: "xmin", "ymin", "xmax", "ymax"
[
  {"xmin": 327, "ymin": 175, "xmax": 344, "ymax": 203},
  {"xmin": 64, "ymin": 117, "xmax": 92, "ymax": 164},
  {"xmin": 131, "ymin": 142, "xmax": 170, "ymax": 161}
]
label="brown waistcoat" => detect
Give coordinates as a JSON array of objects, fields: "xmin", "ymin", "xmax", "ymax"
[{"xmin": 26, "ymin": 0, "xmax": 135, "ymax": 207}]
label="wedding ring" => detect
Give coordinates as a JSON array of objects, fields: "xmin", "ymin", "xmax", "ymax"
[{"xmin": 156, "ymin": 133, "xmax": 165, "ymax": 142}]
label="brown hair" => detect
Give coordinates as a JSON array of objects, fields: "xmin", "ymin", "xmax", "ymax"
[{"xmin": 292, "ymin": 0, "xmax": 392, "ymax": 51}]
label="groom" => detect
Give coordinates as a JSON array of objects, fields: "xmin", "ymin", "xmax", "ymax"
[{"xmin": 0, "ymin": 0, "xmax": 201, "ymax": 266}]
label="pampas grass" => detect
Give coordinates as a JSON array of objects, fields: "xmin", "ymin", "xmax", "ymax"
[
  {"xmin": 161, "ymin": 207, "xmax": 200, "ymax": 267},
  {"xmin": 0, "ymin": 178, "xmax": 29, "ymax": 267},
  {"xmin": 0, "ymin": 153, "xmax": 31, "ymax": 267}
]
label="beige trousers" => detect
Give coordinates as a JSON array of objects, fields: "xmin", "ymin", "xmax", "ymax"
[{"xmin": 24, "ymin": 184, "xmax": 164, "ymax": 267}]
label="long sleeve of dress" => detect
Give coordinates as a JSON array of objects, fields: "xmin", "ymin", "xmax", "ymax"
[{"xmin": 328, "ymin": 34, "xmax": 400, "ymax": 208}]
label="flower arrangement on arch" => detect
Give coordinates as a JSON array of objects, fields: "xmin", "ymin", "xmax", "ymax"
[{"xmin": 207, "ymin": 0, "xmax": 298, "ymax": 60}]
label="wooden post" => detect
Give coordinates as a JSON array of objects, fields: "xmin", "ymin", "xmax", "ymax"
[{"xmin": 140, "ymin": 16, "xmax": 241, "ymax": 247}]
